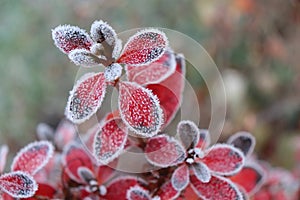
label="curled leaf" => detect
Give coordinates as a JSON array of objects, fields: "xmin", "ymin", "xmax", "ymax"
[
  {"xmin": 147, "ymin": 54, "xmax": 185, "ymax": 127},
  {"xmin": 202, "ymin": 144, "xmax": 245, "ymax": 176},
  {"xmin": 0, "ymin": 171, "xmax": 38, "ymax": 198},
  {"xmin": 65, "ymin": 72, "xmax": 107, "ymax": 124},
  {"xmin": 126, "ymin": 185, "xmax": 151, "ymax": 200},
  {"xmin": 68, "ymin": 49, "xmax": 102, "ymax": 67},
  {"xmin": 125, "ymin": 49, "xmax": 176, "ymax": 85},
  {"xmin": 52, "ymin": 25, "xmax": 93, "ymax": 54},
  {"xmin": 93, "ymin": 118, "xmax": 128, "ymax": 164},
  {"xmin": 118, "ymin": 29, "xmax": 168, "ymax": 66},
  {"xmin": 11, "ymin": 141, "xmax": 54, "ymax": 175},
  {"xmin": 90, "ymin": 20, "xmax": 118, "ymax": 46},
  {"xmin": 145, "ymin": 135, "xmax": 186, "ymax": 168},
  {"xmin": 227, "ymin": 131, "xmax": 256, "ymax": 157},
  {"xmin": 171, "ymin": 164, "xmax": 189, "ymax": 191},
  {"xmin": 119, "ymin": 81, "xmax": 163, "ymax": 137}
]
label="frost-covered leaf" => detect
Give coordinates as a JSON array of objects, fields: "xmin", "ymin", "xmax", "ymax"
[
  {"xmin": 36, "ymin": 123, "xmax": 54, "ymax": 142},
  {"xmin": 104, "ymin": 176, "xmax": 139, "ymax": 199},
  {"xmin": 90, "ymin": 20, "xmax": 117, "ymax": 46},
  {"xmin": 65, "ymin": 72, "xmax": 107, "ymax": 124},
  {"xmin": 52, "ymin": 25, "xmax": 93, "ymax": 54},
  {"xmin": 93, "ymin": 118, "xmax": 128, "ymax": 164},
  {"xmin": 202, "ymin": 144, "xmax": 245, "ymax": 176},
  {"xmin": 125, "ymin": 49, "xmax": 176, "ymax": 85},
  {"xmin": 11, "ymin": 141, "xmax": 54, "ymax": 175},
  {"xmin": 147, "ymin": 54, "xmax": 185, "ymax": 127},
  {"xmin": 171, "ymin": 164, "xmax": 189, "ymax": 191},
  {"xmin": 157, "ymin": 181, "xmax": 180, "ymax": 200},
  {"xmin": 145, "ymin": 135, "xmax": 186, "ymax": 167},
  {"xmin": 180, "ymin": 184, "xmax": 200, "ymax": 200},
  {"xmin": 62, "ymin": 143, "xmax": 93, "ymax": 183},
  {"xmin": 227, "ymin": 132, "xmax": 256, "ymax": 157},
  {"xmin": 190, "ymin": 175, "xmax": 243, "ymax": 200},
  {"xmin": 177, "ymin": 120, "xmax": 200, "ymax": 150},
  {"xmin": 0, "ymin": 171, "xmax": 38, "ymax": 198},
  {"xmin": 192, "ymin": 162, "xmax": 211, "ymax": 183},
  {"xmin": 126, "ymin": 185, "xmax": 151, "ymax": 200},
  {"xmin": 78, "ymin": 167, "xmax": 95, "ymax": 184},
  {"xmin": 230, "ymin": 163, "xmax": 265, "ymax": 195},
  {"xmin": 112, "ymin": 39, "xmax": 122, "ymax": 59},
  {"xmin": 54, "ymin": 119, "xmax": 77, "ymax": 150},
  {"xmin": 104, "ymin": 63, "xmax": 123, "ymax": 82},
  {"xmin": 195, "ymin": 129, "xmax": 211, "ymax": 149},
  {"xmin": 68, "ymin": 49, "xmax": 102, "ymax": 67},
  {"xmin": 97, "ymin": 165, "xmax": 115, "ymax": 185},
  {"xmin": 117, "ymin": 29, "xmax": 168, "ymax": 66},
  {"xmin": 119, "ymin": 81, "xmax": 163, "ymax": 137},
  {"xmin": 0, "ymin": 145, "xmax": 8, "ymax": 174}
]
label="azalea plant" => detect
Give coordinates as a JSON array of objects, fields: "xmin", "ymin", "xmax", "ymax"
[{"xmin": 0, "ymin": 20, "xmax": 299, "ymax": 200}]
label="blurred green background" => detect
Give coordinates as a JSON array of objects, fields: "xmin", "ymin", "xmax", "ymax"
[{"xmin": 0, "ymin": 0, "xmax": 299, "ymax": 168}]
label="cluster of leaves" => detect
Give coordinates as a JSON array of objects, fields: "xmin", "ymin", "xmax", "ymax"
[{"xmin": 0, "ymin": 20, "xmax": 299, "ymax": 199}]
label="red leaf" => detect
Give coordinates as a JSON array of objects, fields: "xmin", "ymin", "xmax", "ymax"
[
  {"xmin": 119, "ymin": 81, "xmax": 163, "ymax": 137},
  {"xmin": 202, "ymin": 144, "xmax": 245, "ymax": 176},
  {"xmin": 190, "ymin": 175, "xmax": 243, "ymax": 200},
  {"xmin": 11, "ymin": 141, "xmax": 54, "ymax": 175},
  {"xmin": 181, "ymin": 184, "xmax": 202, "ymax": 200},
  {"xmin": 62, "ymin": 143, "xmax": 94, "ymax": 183},
  {"xmin": 171, "ymin": 164, "xmax": 189, "ymax": 191},
  {"xmin": 126, "ymin": 185, "xmax": 151, "ymax": 200},
  {"xmin": 125, "ymin": 49, "xmax": 176, "ymax": 85},
  {"xmin": 192, "ymin": 162, "xmax": 211, "ymax": 183},
  {"xmin": 54, "ymin": 119, "xmax": 76, "ymax": 150},
  {"xmin": 0, "ymin": 145, "xmax": 8, "ymax": 174},
  {"xmin": 227, "ymin": 131, "xmax": 256, "ymax": 157},
  {"xmin": 52, "ymin": 25, "xmax": 93, "ymax": 54},
  {"xmin": 0, "ymin": 171, "xmax": 38, "ymax": 198},
  {"xmin": 117, "ymin": 29, "xmax": 168, "ymax": 66},
  {"xmin": 97, "ymin": 165, "xmax": 115, "ymax": 185},
  {"xmin": 93, "ymin": 118, "xmax": 128, "ymax": 164},
  {"xmin": 177, "ymin": 120, "xmax": 200, "ymax": 150},
  {"xmin": 145, "ymin": 135, "xmax": 186, "ymax": 167},
  {"xmin": 65, "ymin": 72, "xmax": 107, "ymax": 124},
  {"xmin": 157, "ymin": 181, "xmax": 180, "ymax": 200},
  {"xmin": 104, "ymin": 176, "xmax": 139, "ymax": 200},
  {"xmin": 147, "ymin": 54, "xmax": 185, "ymax": 127},
  {"xmin": 230, "ymin": 163, "xmax": 265, "ymax": 195},
  {"xmin": 24, "ymin": 183, "xmax": 56, "ymax": 199}
]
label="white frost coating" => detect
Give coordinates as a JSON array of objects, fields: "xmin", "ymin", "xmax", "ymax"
[
  {"xmin": 192, "ymin": 162, "xmax": 211, "ymax": 183},
  {"xmin": 0, "ymin": 145, "xmax": 8, "ymax": 174},
  {"xmin": 0, "ymin": 171, "xmax": 38, "ymax": 198},
  {"xmin": 99, "ymin": 185, "xmax": 107, "ymax": 196},
  {"xmin": 186, "ymin": 158, "xmax": 194, "ymax": 164},
  {"xmin": 68, "ymin": 49, "xmax": 101, "ymax": 67},
  {"xmin": 65, "ymin": 72, "xmax": 107, "ymax": 124},
  {"xmin": 112, "ymin": 39, "xmax": 122, "ymax": 59},
  {"xmin": 204, "ymin": 143, "xmax": 245, "ymax": 176},
  {"xmin": 11, "ymin": 141, "xmax": 54, "ymax": 175},
  {"xmin": 194, "ymin": 148, "xmax": 204, "ymax": 159},
  {"xmin": 90, "ymin": 20, "xmax": 118, "ymax": 46},
  {"xmin": 104, "ymin": 63, "xmax": 123, "ymax": 82},
  {"xmin": 177, "ymin": 120, "xmax": 200, "ymax": 150},
  {"xmin": 171, "ymin": 165, "xmax": 189, "ymax": 191},
  {"xmin": 118, "ymin": 81, "xmax": 164, "ymax": 137},
  {"xmin": 52, "ymin": 24, "xmax": 93, "ymax": 54},
  {"xmin": 126, "ymin": 185, "xmax": 151, "ymax": 200},
  {"xmin": 119, "ymin": 28, "xmax": 169, "ymax": 66},
  {"xmin": 227, "ymin": 131, "xmax": 256, "ymax": 157}
]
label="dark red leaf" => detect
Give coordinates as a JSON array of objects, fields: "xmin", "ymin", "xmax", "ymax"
[
  {"xmin": 52, "ymin": 25, "xmax": 93, "ymax": 54},
  {"xmin": 24, "ymin": 183, "xmax": 56, "ymax": 199},
  {"xmin": 117, "ymin": 29, "xmax": 168, "ymax": 66},
  {"xmin": 62, "ymin": 143, "xmax": 94, "ymax": 183},
  {"xmin": 202, "ymin": 144, "xmax": 245, "ymax": 176},
  {"xmin": 65, "ymin": 72, "xmax": 107, "ymax": 124},
  {"xmin": 11, "ymin": 141, "xmax": 54, "ymax": 175},
  {"xmin": 145, "ymin": 135, "xmax": 186, "ymax": 167},
  {"xmin": 119, "ymin": 81, "xmax": 163, "ymax": 137},
  {"xmin": 190, "ymin": 175, "xmax": 243, "ymax": 200},
  {"xmin": 147, "ymin": 54, "xmax": 185, "ymax": 127},
  {"xmin": 171, "ymin": 164, "xmax": 189, "ymax": 191},
  {"xmin": 93, "ymin": 118, "xmax": 128, "ymax": 164},
  {"xmin": 97, "ymin": 165, "xmax": 115, "ymax": 185},
  {"xmin": 0, "ymin": 171, "xmax": 38, "ymax": 198},
  {"xmin": 104, "ymin": 176, "xmax": 139, "ymax": 199},
  {"xmin": 157, "ymin": 181, "xmax": 180, "ymax": 200},
  {"xmin": 126, "ymin": 185, "xmax": 151, "ymax": 200},
  {"xmin": 125, "ymin": 49, "xmax": 176, "ymax": 85}
]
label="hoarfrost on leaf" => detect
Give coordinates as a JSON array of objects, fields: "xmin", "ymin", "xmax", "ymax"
[
  {"xmin": 68, "ymin": 49, "xmax": 102, "ymax": 67},
  {"xmin": 52, "ymin": 25, "xmax": 93, "ymax": 54},
  {"xmin": 11, "ymin": 141, "xmax": 54, "ymax": 175},
  {"xmin": 227, "ymin": 131, "xmax": 256, "ymax": 157},
  {"xmin": 117, "ymin": 29, "xmax": 168, "ymax": 66},
  {"xmin": 104, "ymin": 63, "xmax": 123, "ymax": 82},
  {"xmin": 0, "ymin": 171, "xmax": 38, "ymax": 198},
  {"xmin": 119, "ymin": 81, "xmax": 163, "ymax": 137},
  {"xmin": 65, "ymin": 72, "xmax": 107, "ymax": 124},
  {"xmin": 177, "ymin": 120, "xmax": 200, "ymax": 150},
  {"xmin": 90, "ymin": 20, "xmax": 118, "ymax": 46},
  {"xmin": 171, "ymin": 164, "xmax": 189, "ymax": 191},
  {"xmin": 126, "ymin": 185, "xmax": 151, "ymax": 200},
  {"xmin": 191, "ymin": 162, "xmax": 211, "ymax": 183}
]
